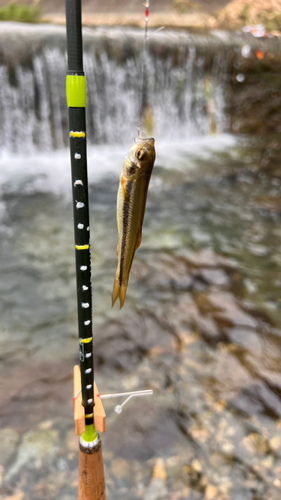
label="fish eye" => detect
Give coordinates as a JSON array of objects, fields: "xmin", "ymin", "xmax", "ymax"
[{"xmin": 137, "ymin": 149, "xmax": 146, "ymax": 160}]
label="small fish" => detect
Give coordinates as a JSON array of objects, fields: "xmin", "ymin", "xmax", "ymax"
[{"xmin": 112, "ymin": 135, "xmax": 156, "ymax": 309}]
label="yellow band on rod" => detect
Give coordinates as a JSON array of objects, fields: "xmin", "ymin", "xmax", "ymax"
[
  {"xmin": 80, "ymin": 337, "xmax": 92, "ymax": 344},
  {"xmin": 75, "ymin": 244, "xmax": 89, "ymax": 250},
  {"xmin": 70, "ymin": 131, "xmax": 85, "ymax": 138}
]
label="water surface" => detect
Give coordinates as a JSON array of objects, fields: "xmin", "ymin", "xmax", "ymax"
[{"xmin": 1, "ymin": 134, "xmax": 281, "ymax": 500}]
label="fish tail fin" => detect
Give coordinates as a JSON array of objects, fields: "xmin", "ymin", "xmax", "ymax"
[{"xmin": 112, "ymin": 279, "xmax": 128, "ymax": 309}]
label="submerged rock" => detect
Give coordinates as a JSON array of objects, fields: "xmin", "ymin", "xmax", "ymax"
[
  {"xmin": 0, "ymin": 428, "xmax": 19, "ymax": 467},
  {"xmin": 5, "ymin": 428, "xmax": 59, "ymax": 482},
  {"xmin": 196, "ymin": 290, "xmax": 258, "ymax": 330}
]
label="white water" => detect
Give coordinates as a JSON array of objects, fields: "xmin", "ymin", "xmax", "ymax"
[
  {"xmin": 0, "ymin": 27, "xmax": 228, "ymax": 154},
  {"xmin": 0, "ymin": 134, "xmax": 237, "ymax": 197}
]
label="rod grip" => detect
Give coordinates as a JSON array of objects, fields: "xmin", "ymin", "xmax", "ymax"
[{"xmin": 79, "ymin": 438, "xmax": 106, "ymax": 500}]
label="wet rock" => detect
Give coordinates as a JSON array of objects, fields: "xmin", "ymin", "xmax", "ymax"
[
  {"xmin": 103, "ymin": 400, "xmax": 190, "ymax": 461},
  {"xmin": 38, "ymin": 420, "xmax": 53, "ymax": 430},
  {"xmin": 0, "ymin": 359, "xmax": 73, "ymax": 431},
  {"xmin": 273, "ymin": 478, "xmax": 281, "ymax": 488},
  {"xmin": 5, "ymin": 428, "xmax": 59, "ymax": 481},
  {"xmin": 258, "ymin": 196, "xmax": 281, "ymax": 214},
  {"xmin": 144, "ymin": 477, "xmax": 169, "ymax": 500},
  {"xmin": 190, "ymin": 308, "xmax": 221, "ymax": 342},
  {"xmin": 66, "ymin": 430, "xmax": 78, "ymax": 453},
  {"xmin": 241, "ymin": 433, "xmax": 270, "ymax": 455},
  {"xmin": 258, "ymin": 370, "xmax": 281, "ymax": 393},
  {"xmin": 137, "ymin": 250, "xmax": 239, "ymax": 301},
  {"xmin": 204, "ymin": 484, "xmax": 218, "ymax": 500},
  {"xmin": 198, "ymin": 269, "xmax": 230, "ymax": 287},
  {"xmin": 270, "ymin": 436, "xmax": 281, "ymax": 452},
  {"xmin": 247, "ymin": 243, "xmax": 270, "ymax": 257},
  {"xmin": 152, "ymin": 458, "xmax": 167, "ymax": 482},
  {"xmin": 179, "ymin": 250, "xmax": 238, "ymax": 271},
  {"xmin": 190, "ymin": 424, "xmax": 209, "ymax": 445},
  {"xmin": 181, "ymin": 463, "xmax": 204, "ymax": 489},
  {"xmin": 111, "ymin": 458, "xmax": 130, "ymax": 480},
  {"xmin": 0, "ymin": 428, "xmax": 20, "ymax": 467},
  {"xmin": 138, "ymin": 459, "xmax": 169, "ymax": 500},
  {"xmin": 226, "ymin": 328, "xmax": 262, "ymax": 355},
  {"xmin": 140, "ymin": 253, "xmax": 193, "ymax": 292},
  {"xmin": 196, "ymin": 290, "xmax": 258, "ymax": 330},
  {"xmin": 214, "ymin": 351, "xmax": 252, "ymax": 397},
  {"xmin": 191, "ymin": 460, "xmax": 202, "ymax": 474},
  {"xmin": 166, "ymin": 293, "xmax": 221, "ymax": 342},
  {"xmin": 4, "ymin": 492, "xmax": 24, "ymax": 500},
  {"xmin": 95, "ymin": 311, "xmax": 176, "ymax": 373},
  {"xmin": 230, "ymin": 381, "xmax": 281, "ymax": 419}
]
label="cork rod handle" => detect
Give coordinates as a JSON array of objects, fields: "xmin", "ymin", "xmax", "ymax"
[{"xmin": 79, "ymin": 438, "xmax": 106, "ymax": 500}]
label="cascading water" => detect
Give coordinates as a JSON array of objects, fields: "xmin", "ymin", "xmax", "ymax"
[{"xmin": 0, "ymin": 24, "xmax": 228, "ymax": 154}]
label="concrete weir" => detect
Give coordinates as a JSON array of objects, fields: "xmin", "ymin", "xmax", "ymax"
[{"xmin": 0, "ymin": 22, "xmax": 281, "ymax": 153}]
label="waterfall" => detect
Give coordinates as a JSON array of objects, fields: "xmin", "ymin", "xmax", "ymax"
[{"xmin": 0, "ymin": 24, "xmax": 229, "ymax": 154}]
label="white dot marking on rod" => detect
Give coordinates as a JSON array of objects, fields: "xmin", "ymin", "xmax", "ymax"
[
  {"xmin": 74, "ymin": 180, "xmax": 83, "ymax": 187},
  {"xmin": 74, "ymin": 153, "xmax": 81, "ymax": 160},
  {"xmin": 87, "ymin": 399, "xmax": 93, "ymax": 404},
  {"xmin": 80, "ymin": 266, "xmax": 87, "ymax": 271},
  {"xmin": 76, "ymin": 202, "xmax": 85, "ymax": 209},
  {"xmin": 84, "ymin": 320, "xmax": 91, "ymax": 325},
  {"xmin": 82, "ymin": 302, "xmax": 90, "ymax": 309},
  {"xmin": 85, "ymin": 368, "xmax": 92, "ymax": 374},
  {"xmin": 77, "ymin": 223, "xmax": 84, "ymax": 229},
  {"xmin": 86, "ymin": 384, "xmax": 92, "ymax": 389},
  {"xmin": 87, "ymin": 226, "xmax": 90, "ymax": 231},
  {"xmin": 82, "ymin": 285, "xmax": 88, "ymax": 291},
  {"xmin": 85, "ymin": 352, "xmax": 92, "ymax": 358}
]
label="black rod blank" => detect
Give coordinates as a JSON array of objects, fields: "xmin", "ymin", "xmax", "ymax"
[
  {"xmin": 66, "ymin": 0, "xmax": 83, "ymax": 73},
  {"xmin": 66, "ymin": 0, "xmax": 95, "ymax": 427}
]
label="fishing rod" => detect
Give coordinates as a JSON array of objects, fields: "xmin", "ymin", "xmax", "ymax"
[
  {"xmin": 65, "ymin": 0, "xmax": 106, "ymax": 498},
  {"xmin": 65, "ymin": 1, "xmax": 156, "ymax": 498}
]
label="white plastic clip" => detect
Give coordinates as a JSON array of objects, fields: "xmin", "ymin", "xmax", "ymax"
[{"xmin": 100, "ymin": 390, "xmax": 153, "ymax": 414}]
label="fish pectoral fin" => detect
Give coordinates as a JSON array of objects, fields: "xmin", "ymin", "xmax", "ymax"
[
  {"xmin": 112, "ymin": 278, "xmax": 128, "ymax": 310},
  {"xmin": 121, "ymin": 175, "xmax": 130, "ymax": 204}
]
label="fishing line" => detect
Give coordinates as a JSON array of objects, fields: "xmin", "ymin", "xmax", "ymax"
[
  {"xmin": 137, "ymin": 1, "xmax": 149, "ymax": 136},
  {"xmin": 137, "ymin": 2, "xmax": 164, "ymax": 136}
]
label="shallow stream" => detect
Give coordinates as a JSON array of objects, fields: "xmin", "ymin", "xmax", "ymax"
[{"xmin": 1, "ymin": 134, "xmax": 281, "ymax": 499}]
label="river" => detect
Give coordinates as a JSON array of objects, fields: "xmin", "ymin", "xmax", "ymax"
[{"xmin": 1, "ymin": 23, "xmax": 281, "ymax": 500}]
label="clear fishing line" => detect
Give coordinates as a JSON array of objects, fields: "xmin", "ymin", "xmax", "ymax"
[
  {"xmin": 137, "ymin": 2, "xmax": 164, "ymax": 136},
  {"xmin": 137, "ymin": 1, "xmax": 150, "ymax": 136}
]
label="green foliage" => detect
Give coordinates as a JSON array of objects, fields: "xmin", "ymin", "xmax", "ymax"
[
  {"xmin": 172, "ymin": 0, "xmax": 201, "ymax": 15},
  {"xmin": 239, "ymin": 3, "xmax": 250, "ymax": 24},
  {"xmin": 262, "ymin": 13, "xmax": 281, "ymax": 32},
  {"xmin": 0, "ymin": 2, "xmax": 41, "ymax": 23}
]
